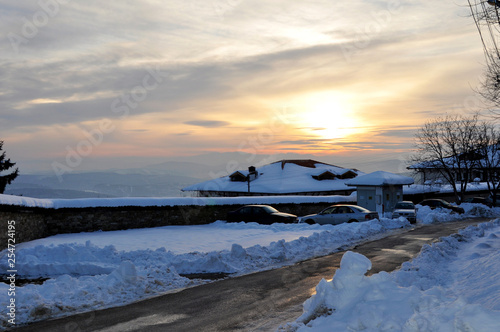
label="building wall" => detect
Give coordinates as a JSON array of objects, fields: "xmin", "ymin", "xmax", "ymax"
[
  {"xmin": 412, "ymin": 168, "xmax": 491, "ymax": 184},
  {"xmin": 355, "ymin": 185, "xmax": 404, "ymax": 214},
  {"xmin": 356, "ymin": 187, "xmax": 376, "ymax": 211},
  {"xmin": 381, "ymin": 185, "xmax": 404, "ymax": 214}
]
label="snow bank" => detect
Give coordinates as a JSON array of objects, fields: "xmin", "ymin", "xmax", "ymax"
[
  {"xmin": 0, "ymin": 193, "xmax": 355, "ymax": 209},
  {"xmin": 280, "ymin": 219, "xmax": 500, "ymax": 332},
  {"xmin": 0, "ymin": 217, "xmax": 405, "ymax": 328},
  {"xmin": 416, "ymin": 202, "xmax": 500, "ymax": 224}
]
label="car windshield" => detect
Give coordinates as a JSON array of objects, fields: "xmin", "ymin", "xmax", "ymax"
[
  {"xmin": 321, "ymin": 207, "xmax": 335, "ymax": 214},
  {"xmin": 261, "ymin": 206, "xmax": 279, "ymax": 213},
  {"xmin": 395, "ymin": 202, "xmax": 414, "ymax": 209}
]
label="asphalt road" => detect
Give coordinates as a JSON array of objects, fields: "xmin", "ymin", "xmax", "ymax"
[{"xmin": 14, "ymin": 218, "xmax": 492, "ymax": 332}]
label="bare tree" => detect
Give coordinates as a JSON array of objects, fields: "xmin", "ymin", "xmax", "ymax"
[
  {"xmin": 476, "ymin": 120, "xmax": 500, "ymax": 204},
  {"xmin": 410, "ymin": 114, "xmax": 481, "ymax": 203}
]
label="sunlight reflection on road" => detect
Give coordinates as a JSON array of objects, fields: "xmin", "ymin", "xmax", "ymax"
[{"xmin": 99, "ymin": 314, "xmax": 189, "ymax": 331}]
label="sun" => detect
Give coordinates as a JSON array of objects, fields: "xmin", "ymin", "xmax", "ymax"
[{"xmin": 298, "ymin": 92, "xmax": 361, "ymax": 139}]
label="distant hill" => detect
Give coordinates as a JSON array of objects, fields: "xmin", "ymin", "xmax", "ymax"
[
  {"xmin": 5, "ymin": 168, "xmax": 206, "ymax": 198},
  {"xmin": 5, "ymin": 187, "xmax": 115, "ymax": 199},
  {"xmin": 6, "ymin": 152, "xmax": 404, "ymax": 198}
]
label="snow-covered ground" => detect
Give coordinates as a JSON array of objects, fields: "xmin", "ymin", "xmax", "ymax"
[{"xmin": 0, "ymin": 202, "xmax": 499, "ymax": 329}]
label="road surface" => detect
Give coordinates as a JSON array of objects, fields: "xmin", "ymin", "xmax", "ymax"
[{"xmin": 15, "ymin": 218, "xmax": 491, "ymax": 332}]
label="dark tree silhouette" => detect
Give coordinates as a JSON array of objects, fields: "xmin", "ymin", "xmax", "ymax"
[
  {"xmin": 475, "ymin": 120, "xmax": 500, "ymax": 205},
  {"xmin": 0, "ymin": 141, "xmax": 19, "ymax": 194},
  {"xmin": 410, "ymin": 114, "xmax": 482, "ymax": 203}
]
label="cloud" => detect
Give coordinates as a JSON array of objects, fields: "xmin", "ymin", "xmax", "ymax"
[
  {"xmin": 372, "ymin": 127, "xmax": 418, "ymax": 138},
  {"xmin": 0, "ymin": 0, "xmax": 489, "ymax": 171},
  {"xmin": 126, "ymin": 129, "xmax": 149, "ymax": 133},
  {"xmin": 1, "ymin": 13, "xmax": 480, "ymax": 130},
  {"xmin": 184, "ymin": 120, "xmax": 230, "ymax": 128}
]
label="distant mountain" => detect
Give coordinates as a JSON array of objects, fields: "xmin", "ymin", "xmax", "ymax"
[
  {"xmin": 6, "ymin": 152, "xmax": 404, "ymax": 198},
  {"xmin": 340, "ymin": 158, "xmax": 412, "ymax": 175},
  {"xmin": 5, "ymin": 158, "xmax": 249, "ymax": 198},
  {"xmin": 5, "ymin": 187, "xmax": 115, "ymax": 199},
  {"xmin": 5, "ymin": 170, "xmax": 204, "ymax": 198},
  {"xmin": 125, "ymin": 161, "xmax": 223, "ymax": 179}
]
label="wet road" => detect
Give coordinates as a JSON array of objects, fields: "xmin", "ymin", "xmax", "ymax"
[{"xmin": 15, "ymin": 218, "xmax": 491, "ymax": 332}]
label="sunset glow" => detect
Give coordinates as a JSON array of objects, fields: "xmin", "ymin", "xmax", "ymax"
[
  {"xmin": 298, "ymin": 92, "xmax": 362, "ymax": 140},
  {"xmin": 0, "ymin": 1, "xmax": 487, "ymax": 173}
]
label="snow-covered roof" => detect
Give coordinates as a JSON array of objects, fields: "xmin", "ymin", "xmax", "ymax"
[
  {"xmin": 182, "ymin": 160, "xmax": 362, "ymax": 195},
  {"xmin": 345, "ymin": 171, "xmax": 414, "ymax": 187}
]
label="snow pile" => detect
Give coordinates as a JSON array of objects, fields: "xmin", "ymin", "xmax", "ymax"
[
  {"xmin": 416, "ymin": 205, "xmax": 465, "ymax": 224},
  {"xmin": 461, "ymin": 202, "xmax": 500, "ymax": 218},
  {"xmin": 0, "ymin": 217, "xmax": 407, "ymax": 327},
  {"xmin": 417, "ymin": 202, "xmax": 500, "ymax": 224},
  {"xmin": 280, "ymin": 219, "xmax": 500, "ymax": 332}
]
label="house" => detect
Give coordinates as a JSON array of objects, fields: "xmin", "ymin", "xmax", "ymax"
[
  {"xmin": 182, "ymin": 159, "xmax": 362, "ymax": 197},
  {"xmin": 346, "ymin": 171, "xmax": 414, "ymax": 215},
  {"xmin": 407, "ymin": 147, "xmax": 500, "ymax": 184}
]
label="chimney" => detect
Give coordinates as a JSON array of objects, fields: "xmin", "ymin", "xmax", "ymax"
[{"xmin": 248, "ymin": 166, "xmax": 258, "ymax": 181}]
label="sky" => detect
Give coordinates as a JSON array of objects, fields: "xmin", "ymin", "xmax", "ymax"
[{"xmin": 0, "ymin": 1, "xmax": 489, "ymax": 175}]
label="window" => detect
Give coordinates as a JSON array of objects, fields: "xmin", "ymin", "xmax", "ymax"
[
  {"xmin": 240, "ymin": 207, "xmax": 252, "ymax": 214},
  {"xmin": 336, "ymin": 206, "xmax": 353, "ymax": 213},
  {"xmin": 261, "ymin": 206, "xmax": 278, "ymax": 213},
  {"xmin": 322, "ymin": 207, "xmax": 335, "ymax": 214}
]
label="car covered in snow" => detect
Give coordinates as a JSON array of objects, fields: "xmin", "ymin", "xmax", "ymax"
[
  {"xmin": 226, "ymin": 205, "xmax": 297, "ymax": 224},
  {"xmin": 299, "ymin": 204, "xmax": 379, "ymax": 225},
  {"xmin": 418, "ymin": 199, "xmax": 464, "ymax": 214},
  {"xmin": 391, "ymin": 201, "xmax": 417, "ymax": 223}
]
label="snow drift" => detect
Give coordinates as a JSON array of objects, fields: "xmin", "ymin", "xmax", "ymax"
[{"xmin": 280, "ymin": 219, "xmax": 500, "ymax": 332}]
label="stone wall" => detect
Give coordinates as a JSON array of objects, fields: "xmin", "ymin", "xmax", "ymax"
[
  {"xmin": 0, "ymin": 208, "xmax": 49, "ymax": 250},
  {"xmin": 0, "ymin": 201, "xmax": 345, "ymax": 249},
  {"xmin": 1, "ymin": 189, "xmax": 488, "ymax": 250}
]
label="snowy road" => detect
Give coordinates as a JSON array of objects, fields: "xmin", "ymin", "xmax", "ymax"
[{"xmin": 14, "ymin": 218, "xmax": 490, "ymax": 332}]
